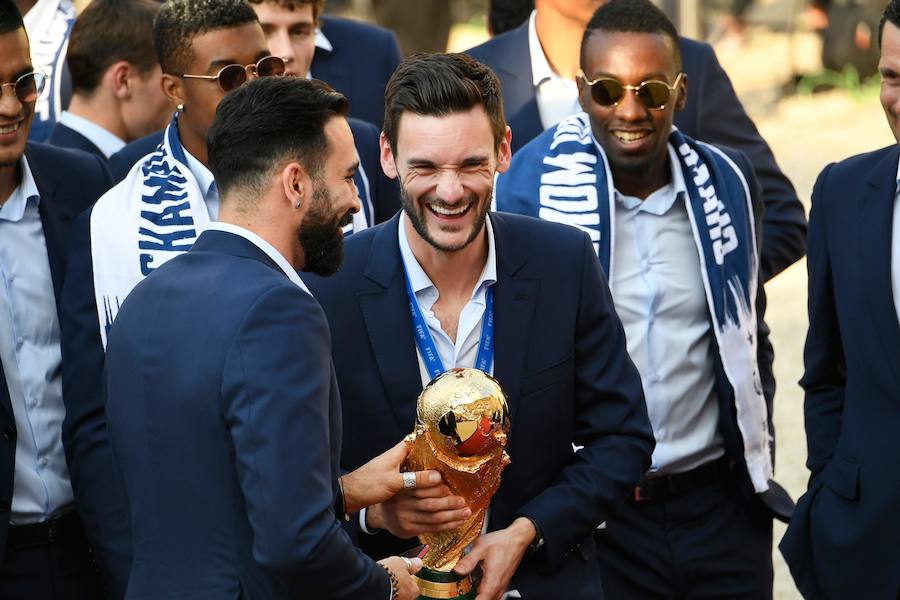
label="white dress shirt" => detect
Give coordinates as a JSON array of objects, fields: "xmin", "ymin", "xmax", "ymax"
[
  {"xmin": 892, "ymin": 157, "xmax": 900, "ymax": 326},
  {"xmin": 527, "ymin": 10, "xmax": 580, "ymax": 130},
  {"xmin": 58, "ymin": 111, "xmax": 126, "ymax": 158},
  {"xmin": 610, "ymin": 146, "xmax": 724, "ymax": 476},
  {"xmin": 183, "ymin": 147, "xmax": 219, "ymax": 220},
  {"xmin": 0, "ymin": 157, "xmax": 74, "ymax": 524}
]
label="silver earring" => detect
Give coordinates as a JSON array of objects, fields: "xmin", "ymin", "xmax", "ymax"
[{"xmin": 177, "ymin": 104, "xmax": 185, "ymax": 112}]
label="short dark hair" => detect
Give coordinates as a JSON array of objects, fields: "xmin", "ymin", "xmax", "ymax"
[
  {"xmin": 880, "ymin": 0, "xmax": 900, "ymax": 46},
  {"xmin": 0, "ymin": 0, "xmax": 25, "ymax": 35},
  {"xmin": 488, "ymin": 0, "xmax": 533, "ymax": 36},
  {"xmin": 208, "ymin": 76, "xmax": 349, "ymax": 200},
  {"xmin": 383, "ymin": 53, "xmax": 506, "ymax": 152},
  {"xmin": 68, "ymin": 0, "xmax": 161, "ymax": 95},
  {"xmin": 246, "ymin": 0, "xmax": 325, "ymax": 21},
  {"xmin": 154, "ymin": 0, "xmax": 259, "ymax": 74},
  {"xmin": 581, "ymin": 0, "xmax": 683, "ymax": 72}
]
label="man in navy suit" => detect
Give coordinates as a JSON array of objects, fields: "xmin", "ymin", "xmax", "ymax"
[
  {"xmin": 48, "ymin": 0, "xmax": 170, "ymax": 160},
  {"xmin": 104, "ymin": 76, "xmax": 425, "ymax": 600},
  {"xmin": 779, "ymin": 2, "xmax": 900, "ymax": 597},
  {"xmin": 466, "ymin": 0, "xmax": 806, "ymax": 282},
  {"xmin": 0, "ymin": 3, "xmax": 112, "ymax": 597},
  {"xmin": 304, "ymin": 52, "xmax": 655, "ymax": 599}
]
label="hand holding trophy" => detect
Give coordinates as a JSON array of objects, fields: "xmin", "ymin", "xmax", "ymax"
[{"xmin": 403, "ymin": 367, "xmax": 511, "ymax": 600}]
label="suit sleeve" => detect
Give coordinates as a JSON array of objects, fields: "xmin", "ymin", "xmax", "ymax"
[
  {"xmin": 222, "ymin": 286, "xmax": 390, "ymax": 598},
  {"xmin": 797, "ymin": 165, "xmax": 845, "ymax": 479},
  {"xmin": 60, "ymin": 208, "xmax": 132, "ymax": 599},
  {"xmin": 514, "ymin": 234, "xmax": 655, "ymax": 570},
  {"xmin": 692, "ymin": 44, "xmax": 807, "ymax": 281}
]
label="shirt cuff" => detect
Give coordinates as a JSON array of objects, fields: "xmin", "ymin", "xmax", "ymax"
[{"xmin": 359, "ymin": 507, "xmax": 382, "ymax": 535}]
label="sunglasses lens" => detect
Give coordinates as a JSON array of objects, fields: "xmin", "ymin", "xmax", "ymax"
[
  {"xmin": 14, "ymin": 72, "xmax": 45, "ymax": 103},
  {"xmin": 637, "ymin": 81, "xmax": 672, "ymax": 109},
  {"xmin": 590, "ymin": 79, "xmax": 624, "ymax": 106},
  {"xmin": 257, "ymin": 55, "xmax": 286, "ymax": 78},
  {"xmin": 218, "ymin": 65, "xmax": 247, "ymax": 92}
]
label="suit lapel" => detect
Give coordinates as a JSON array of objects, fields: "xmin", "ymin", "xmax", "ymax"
[
  {"xmin": 357, "ymin": 216, "xmax": 423, "ymax": 430},
  {"xmin": 508, "ymin": 99, "xmax": 544, "ymax": 154},
  {"xmin": 860, "ymin": 147, "xmax": 900, "ymax": 386},
  {"xmin": 27, "ymin": 148, "xmax": 69, "ymax": 313},
  {"xmin": 489, "ymin": 214, "xmax": 539, "ymax": 435}
]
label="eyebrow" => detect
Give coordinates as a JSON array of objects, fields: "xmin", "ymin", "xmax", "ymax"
[
  {"xmin": 406, "ymin": 156, "xmax": 490, "ymax": 169},
  {"xmin": 586, "ymin": 70, "xmax": 672, "ymax": 81},
  {"xmin": 346, "ymin": 160, "xmax": 360, "ymax": 175},
  {"xmin": 206, "ymin": 52, "xmax": 270, "ymax": 71},
  {"xmin": 1, "ymin": 66, "xmax": 35, "ymax": 84}
]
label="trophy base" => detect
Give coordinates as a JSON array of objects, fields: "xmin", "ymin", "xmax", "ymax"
[{"xmin": 414, "ymin": 567, "xmax": 475, "ymax": 600}]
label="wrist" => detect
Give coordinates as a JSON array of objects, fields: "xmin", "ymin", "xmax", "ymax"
[
  {"xmin": 509, "ymin": 517, "xmax": 537, "ymax": 551},
  {"xmin": 364, "ymin": 504, "xmax": 385, "ymax": 533}
]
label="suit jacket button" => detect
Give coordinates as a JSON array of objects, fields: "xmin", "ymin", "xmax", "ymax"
[{"xmin": 1, "ymin": 427, "xmax": 14, "ymax": 441}]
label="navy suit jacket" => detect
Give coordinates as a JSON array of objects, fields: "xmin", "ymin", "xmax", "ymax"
[
  {"xmin": 465, "ymin": 25, "xmax": 807, "ymax": 281},
  {"xmin": 312, "ymin": 15, "xmax": 402, "ymax": 130},
  {"xmin": 106, "ymin": 117, "xmax": 398, "ymax": 223},
  {"xmin": 47, "ymin": 122, "xmax": 104, "ymax": 159},
  {"xmin": 103, "ymin": 230, "xmax": 390, "ymax": 599},
  {"xmin": 780, "ymin": 146, "xmax": 900, "ymax": 599},
  {"xmin": 303, "ymin": 212, "xmax": 655, "ymax": 599},
  {"xmin": 0, "ymin": 143, "xmax": 111, "ymax": 562}
]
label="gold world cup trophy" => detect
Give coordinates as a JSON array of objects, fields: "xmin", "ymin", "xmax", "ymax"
[{"xmin": 403, "ymin": 367, "xmax": 511, "ymax": 600}]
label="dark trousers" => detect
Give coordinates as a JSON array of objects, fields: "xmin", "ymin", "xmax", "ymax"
[
  {"xmin": 0, "ymin": 513, "xmax": 102, "ymax": 600},
  {"xmin": 595, "ymin": 468, "xmax": 773, "ymax": 600}
]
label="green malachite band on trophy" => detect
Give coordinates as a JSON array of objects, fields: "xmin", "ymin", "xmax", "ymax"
[{"xmin": 414, "ymin": 567, "xmax": 475, "ymax": 600}]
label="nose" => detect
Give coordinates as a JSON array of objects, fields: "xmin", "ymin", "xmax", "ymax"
[
  {"xmin": 435, "ymin": 168, "xmax": 465, "ymax": 204},
  {"xmin": 268, "ymin": 30, "xmax": 294, "ymax": 67},
  {"xmin": 615, "ymin": 87, "xmax": 646, "ymax": 122},
  {"xmin": 0, "ymin": 85, "xmax": 23, "ymax": 118}
]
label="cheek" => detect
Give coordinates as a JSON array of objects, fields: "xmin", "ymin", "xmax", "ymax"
[{"xmin": 881, "ymin": 87, "xmax": 900, "ymax": 115}]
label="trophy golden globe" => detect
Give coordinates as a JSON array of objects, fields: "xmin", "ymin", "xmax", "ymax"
[{"xmin": 403, "ymin": 367, "xmax": 511, "ymax": 600}]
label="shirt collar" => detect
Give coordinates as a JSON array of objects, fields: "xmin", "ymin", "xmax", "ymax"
[
  {"xmin": 315, "ymin": 27, "xmax": 332, "ymax": 52},
  {"xmin": 398, "ymin": 212, "xmax": 498, "ymax": 298},
  {"xmin": 182, "ymin": 145, "xmax": 217, "ymax": 199},
  {"xmin": 613, "ymin": 143, "xmax": 688, "ymax": 215},
  {"xmin": 528, "ymin": 10, "xmax": 558, "ymax": 88},
  {"xmin": 894, "ymin": 151, "xmax": 900, "ymax": 194},
  {"xmin": 58, "ymin": 111, "xmax": 126, "ymax": 158},
  {"xmin": 205, "ymin": 222, "xmax": 311, "ymax": 294},
  {"xmin": 0, "ymin": 155, "xmax": 41, "ymax": 223}
]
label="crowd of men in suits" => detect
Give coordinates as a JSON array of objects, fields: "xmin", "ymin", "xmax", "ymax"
[{"xmin": 0, "ymin": 0, "xmax": 896, "ymax": 598}]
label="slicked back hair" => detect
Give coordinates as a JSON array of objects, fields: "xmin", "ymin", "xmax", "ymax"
[
  {"xmin": 581, "ymin": 0, "xmax": 683, "ymax": 72},
  {"xmin": 880, "ymin": 0, "xmax": 900, "ymax": 47},
  {"xmin": 383, "ymin": 53, "xmax": 506, "ymax": 153},
  {"xmin": 0, "ymin": 0, "xmax": 25, "ymax": 36},
  {"xmin": 68, "ymin": 0, "xmax": 162, "ymax": 95},
  {"xmin": 154, "ymin": 0, "xmax": 259, "ymax": 75},
  {"xmin": 246, "ymin": 0, "xmax": 325, "ymax": 21},
  {"xmin": 208, "ymin": 76, "xmax": 349, "ymax": 201}
]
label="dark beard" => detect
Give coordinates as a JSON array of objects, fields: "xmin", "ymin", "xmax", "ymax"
[
  {"xmin": 298, "ymin": 184, "xmax": 350, "ymax": 276},
  {"xmin": 399, "ymin": 185, "xmax": 490, "ymax": 253}
]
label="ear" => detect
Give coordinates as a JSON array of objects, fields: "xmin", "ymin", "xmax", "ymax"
[
  {"xmin": 161, "ymin": 72, "xmax": 184, "ymax": 108},
  {"xmin": 495, "ymin": 125, "xmax": 513, "ymax": 175},
  {"xmin": 674, "ymin": 73, "xmax": 687, "ymax": 112},
  {"xmin": 379, "ymin": 131, "xmax": 398, "ymax": 180},
  {"xmin": 109, "ymin": 61, "xmax": 133, "ymax": 100},
  {"xmin": 577, "ymin": 72, "xmax": 591, "ymax": 112},
  {"xmin": 281, "ymin": 160, "xmax": 312, "ymax": 215}
]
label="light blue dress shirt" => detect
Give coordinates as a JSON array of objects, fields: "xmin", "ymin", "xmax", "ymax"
[
  {"xmin": 0, "ymin": 156, "xmax": 75, "ymax": 524},
  {"xmin": 184, "ymin": 146, "xmax": 219, "ymax": 220},
  {"xmin": 398, "ymin": 212, "xmax": 498, "ymax": 387},
  {"xmin": 611, "ymin": 146, "xmax": 724, "ymax": 476},
  {"xmin": 58, "ymin": 110, "xmax": 126, "ymax": 158}
]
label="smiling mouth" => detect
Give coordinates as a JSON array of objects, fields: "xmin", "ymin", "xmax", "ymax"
[
  {"xmin": 427, "ymin": 203, "xmax": 472, "ymax": 217},
  {"xmin": 0, "ymin": 123, "xmax": 20, "ymax": 135},
  {"xmin": 612, "ymin": 130, "xmax": 652, "ymax": 143}
]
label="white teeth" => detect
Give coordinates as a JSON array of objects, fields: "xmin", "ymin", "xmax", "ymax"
[
  {"xmin": 613, "ymin": 131, "xmax": 649, "ymax": 142},
  {"xmin": 429, "ymin": 204, "xmax": 469, "ymax": 216},
  {"xmin": 0, "ymin": 124, "xmax": 18, "ymax": 135}
]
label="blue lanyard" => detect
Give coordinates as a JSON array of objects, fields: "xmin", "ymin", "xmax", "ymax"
[{"xmin": 402, "ymin": 264, "xmax": 494, "ymax": 379}]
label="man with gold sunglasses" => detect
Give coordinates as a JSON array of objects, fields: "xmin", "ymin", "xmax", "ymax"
[{"xmin": 496, "ymin": 0, "xmax": 792, "ymax": 597}]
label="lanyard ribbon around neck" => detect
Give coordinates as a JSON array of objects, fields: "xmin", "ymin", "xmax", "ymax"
[{"xmin": 402, "ymin": 264, "xmax": 495, "ymax": 379}]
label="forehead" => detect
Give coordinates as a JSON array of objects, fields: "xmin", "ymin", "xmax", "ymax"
[
  {"xmin": 0, "ymin": 29, "xmax": 31, "ymax": 80},
  {"xmin": 323, "ymin": 116, "xmax": 355, "ymax": 166},
  {"xmin": 394, "ymin": 107, "xmax": 495, "ymax": 161},
  {"xmin": 582, "ymin": 30, "xmax": 678, "ymax": 80},
  {"xmin": 187, "ymin": 23, "xmax": 269, "ymax": 71},
  {"xmin": 881, "ymin": 21, "xmax": 900, "ymax": 70},
  {"xmin": 252, "ymin": 1, "xmax": 314, "ymax": 25}
]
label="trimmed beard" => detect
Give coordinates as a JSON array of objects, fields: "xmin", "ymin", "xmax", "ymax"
[
  {"xmin": 298, "ymin": 182, "xmax": 352, "ymax": 276},
  {"xmin": 399, "ymin": 184, "xmax": 491, "ymax": 253}
]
